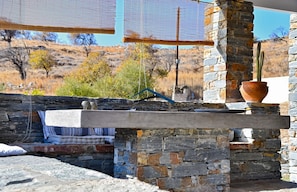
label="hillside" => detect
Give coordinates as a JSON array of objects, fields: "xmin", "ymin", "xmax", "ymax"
[
  {"xmin": 256, "ymin": 38, "xmax": 289, "ymax": 78},
  {"xmin": 0, "ymin": 38, "xmax": 289, "ymax": 98}
]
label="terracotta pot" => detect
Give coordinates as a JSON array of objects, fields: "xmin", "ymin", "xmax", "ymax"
[{"xmin": 239, "ymin": 81, "xmax": 268, "ymax": 103}]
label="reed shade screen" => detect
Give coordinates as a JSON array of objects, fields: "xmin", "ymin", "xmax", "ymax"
[
  {"xmin": 0, "ymin": 0, "xmax": 116, "ymax": 34},
  {"xmin": 123, "ymin": 0, "xmax": 214, "ymax": 46}
]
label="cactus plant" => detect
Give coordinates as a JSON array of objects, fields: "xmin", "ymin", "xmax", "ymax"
[
  {"xmin": 256, "ymin": 42, "xmax": 264, "ymax": 82},
  {"xmin": 239, "ymin": 41, "xmax": 268, "ymax": 103}
]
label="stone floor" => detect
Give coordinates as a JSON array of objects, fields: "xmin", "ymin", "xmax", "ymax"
[
  {"xmin": 0, "ymin": 155, "xmax": 166, "ymax": 192},
  {"xmin": 1, "ymin": 155, "xmax": 297, "ymax": 192},
  {"xmin": 231, "ymin": 179, "xmax": 297, "ymax": 192}
]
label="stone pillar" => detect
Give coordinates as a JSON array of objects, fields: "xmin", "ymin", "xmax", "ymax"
[
  {"xmin": 114, "ymin": 128, "xmax": 230, "ymax": 191},
  {"xmin": 203, "ymin": 0, "xmax": 254, "ymax": 103},
  {"xmin": 289, "ymin": 14, "xmax": 297, "ymax": 182}
]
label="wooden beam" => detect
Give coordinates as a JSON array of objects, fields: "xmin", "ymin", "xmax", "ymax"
[
  {"xmin": 45, "ymin": 110, "xmax": 290, "ymax": 129},
  {"xmin": 0, "ymin": 21, "xmax": 115, "ymax": 34},
  {"xmin": 123, "ymin": 37, "xmax": 214, "ymax": 46}
]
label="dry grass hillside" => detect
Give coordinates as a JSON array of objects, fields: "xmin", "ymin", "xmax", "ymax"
[
  {"xmin": 255, "ymin": 38, "xmax": 289, "ymax": 78},
  {"xmin": 0, "ymin": 37, "xmax": 289, "ymax": 98}
]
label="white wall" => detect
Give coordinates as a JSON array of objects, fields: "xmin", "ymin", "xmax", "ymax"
[{"xmin": 262, "ymin": 76, "xmax": 288, "ymax": 103}]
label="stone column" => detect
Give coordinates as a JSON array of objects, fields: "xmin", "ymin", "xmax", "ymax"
[
  {"xmin": 289, "ymin": 14, "xmax": 297, "ymax": 182},
  {"xmin": 203, "ymin": 0, "xmax": 254, "ymax": 103}
]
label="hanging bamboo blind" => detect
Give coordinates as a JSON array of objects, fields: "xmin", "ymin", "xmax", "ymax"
[
  {"xmin": 123, "ymin": 0, "xmax": 213, "ymax": 46},
  {"xmin": 0, "ymin": 0, "xmax": 116, "ymax": 34}
]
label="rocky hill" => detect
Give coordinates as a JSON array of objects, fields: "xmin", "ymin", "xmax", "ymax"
[
  {"xmin": 0, "ymin": 37, "xmax": 289, "ymax": 97},
  {"xmin": 256, "ymin": 37, "xmax": 289, "ymax": 78}
]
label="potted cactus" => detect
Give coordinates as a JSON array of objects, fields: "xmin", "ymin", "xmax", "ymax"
[{"xmin": 239, "ymin": 42, "xmax": 268, "ymax": 103}]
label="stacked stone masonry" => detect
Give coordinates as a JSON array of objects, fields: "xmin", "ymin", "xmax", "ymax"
[
  {"xmin": 204, "ymin": 0, "xmax": 254, "ymax": 103},
  {"xmin": 0, "ymin": 93, "xmax": 224, "ymax": 144},
  {"xmin": 20, "ymin": 143, "xmax": 114, "ymax": 176},
  {"xmin": 230, "ymin": 103, "xmax": 282, "ymax": 182},
  {"xmin": 289, "ymin": 13, "xmax": 297, "ymax": 182},
  {"xmin": 114, "ymin": 128, "xmax": 230, "ymax": 192},
  {"xmin": 230, "ymin": 129, "xmax": 281, "ymax": 182}
]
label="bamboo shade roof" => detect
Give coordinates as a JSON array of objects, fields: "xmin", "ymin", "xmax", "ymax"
[
  {"xmin": 0, "ymin": 0, "xmax": 116, "ymax": 34},
  {"xmin": 123, "ymin": 0, "xmax": 214, "ymax": 46}
]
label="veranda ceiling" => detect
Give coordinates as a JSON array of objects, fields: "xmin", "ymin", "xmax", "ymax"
[{"xmin": 247, "ymin": 0, "xmax": 297, "ymax": 13}]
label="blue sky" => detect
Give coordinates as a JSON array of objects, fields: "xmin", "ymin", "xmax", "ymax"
[
  {"xmin": 254, "ymin": 8, "xmax": 290, "ymax": 40},
  {"xmin": 58, "ymin": 1, "xmax": 291, "ymax": 46}
]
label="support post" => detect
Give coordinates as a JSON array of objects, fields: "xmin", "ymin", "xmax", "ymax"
[
  {"xmin": 288, "ymin": 13, "xmax": 297, "ymax": 182},
  {"xmin": 203, "ymin": 0, "xmax": 254, "ymax": 103}
]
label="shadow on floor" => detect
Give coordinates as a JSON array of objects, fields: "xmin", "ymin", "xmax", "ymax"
[{"xmin": 231, "ymin": 179, "xmax": 297, "ymax": 192}]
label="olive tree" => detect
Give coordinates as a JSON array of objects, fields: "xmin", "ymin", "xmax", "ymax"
[
  {"xmin": 69, "ymin": 33, "xmax": 97, "ymax": 57},
  {"xmin": 0, "ymin": 30, "xmax": 21, "ymax": 47},
  {"xmin": 0, "ymin": 47, "xmax": 29, "ymax": 80},
  {"xmin": 33, "ymin": 32, "xmax": 58, "ymax": 43},
  {"xmin": 29, "ymin": 50, "xmax": 57, "ymax": 77},
  {"xmin": 127, "ymin": 43, "xmax": 160, "ymax": 78}
]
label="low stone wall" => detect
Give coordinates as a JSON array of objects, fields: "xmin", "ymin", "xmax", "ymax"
[
  {"xmin": 19, "ymin": 143, "xmax": 114, "ymax": 176},
  {"xmin": 230, "ymin": 129, "xmax": 281, "ymax": 182},
  {"xmin": 0, "ymin": 93, "xmax": 223, "ymax": 144},
  {"xmin": 230, "ymin": 103, "xmax": 282, "ymax": 182}
]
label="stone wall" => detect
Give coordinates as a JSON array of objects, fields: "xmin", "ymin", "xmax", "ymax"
[
  {"xmin": 0, "ymin": 93, "xmax": 87, "ymax": 143},
  {"xmin": 204, "ymin": 0, "xmax": 254, "ymax": 103},
  {"xmin": 230, "ymin": 129, "xmax": 281, "ymax": 182},
  {"xmin": 230, "ymin": 103, "xmax": 282, "ymax": 182},
  {"xmin": 289, "ymin": 13, "xmax": 297, "ymax": 182},
  {"xmin": 114, "ymin": 128, "xmax": 230, "ymax": 192},
  {"xmin": 0, "ymin": 93, "xmax": 223, "ymax": 144},
  {"xmin": 20, "ymin": 143, "xmax": 114, "ymax": 176}
]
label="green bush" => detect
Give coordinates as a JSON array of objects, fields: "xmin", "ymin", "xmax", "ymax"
[
  {"xmin": 114, "ymin": 58, "xmax": 154, "ymax": 99},
  {"xmin": 0, "ymin": 83, "xmax": 5, "ymax": 92},
  {"xmin": 56, "ymin": 77, "xmax": 98, "ymax": 97},
  {"xmin": 92, "ymin": 75, "xmax": 117, "ymax": 98},
  {"xmin": 24, "ymin": 89, "xmax": 45, "ymax": 96},
  {"xmin": 55, "ymin": 49, "xmax": 155, "ymax": 99}
]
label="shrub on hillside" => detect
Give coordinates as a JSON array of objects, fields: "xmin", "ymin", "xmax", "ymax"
[
  {"xmin": 0, "ymin": 83, "xmax": 5, "ymax": 92},
  {"xmin": 114, "ymin": 58, "xmax": 154, "ymax": 99},
  {"xmin": 68, "ymin": 52, "xmax": 111, "ymax": 84},
  {"xmin": 56, "ymin": 44, "xmax": 156, "ymax": 99},
  {"xmin": 56, "ymin": 52, "xmax": 113, "ymax": 97},
  {"xmin": 56, "ymin": 77, "xmax": 98, "ymax": 97}
]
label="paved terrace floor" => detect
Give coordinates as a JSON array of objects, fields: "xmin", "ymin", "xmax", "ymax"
[
  {"xmin": 231, "ymin": 180, "xmax": 297, "ymax": 192},
  {"xmin": 1, "ymin": 155, "xmax": 297, "ymax": 192}
]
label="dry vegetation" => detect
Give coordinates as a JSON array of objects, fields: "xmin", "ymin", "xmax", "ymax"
[
  {"xmin": 255, "ymin": 38, "xmax": 289, "ymax": 78},
  {"xmin": 0, "ymin": 37, "xmax": 289, "ymax": 98}
]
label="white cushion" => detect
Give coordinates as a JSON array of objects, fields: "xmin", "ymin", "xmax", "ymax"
[{"xmin": 0, "ymin": 143, "xmax": 27, "ymax": 157}]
